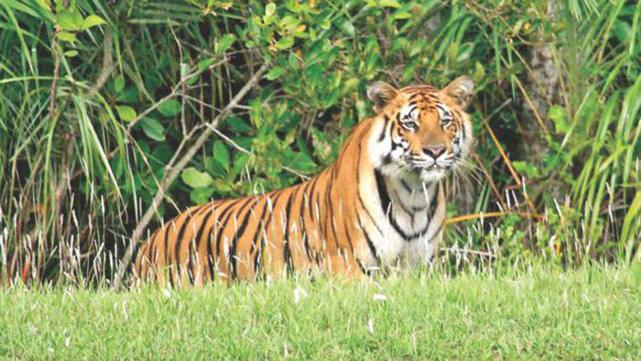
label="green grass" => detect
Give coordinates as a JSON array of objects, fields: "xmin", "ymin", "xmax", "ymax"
[{"xmin": 2, "ymin": 265, "xmax": 640, "ymax": 360}]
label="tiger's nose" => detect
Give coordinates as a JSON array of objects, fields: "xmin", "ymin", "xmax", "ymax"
[{"xmin": 423, "ymin": 145, "xmax": 445, "ymax": 158}]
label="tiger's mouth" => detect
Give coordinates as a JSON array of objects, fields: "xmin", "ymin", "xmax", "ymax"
[
  {"xmin": 408, "ymin": 154, "xmax": 456, "ymax": 171},
  {"xmin": 406, "ymin": 154, "xmax": 458, "ymax": 182}
]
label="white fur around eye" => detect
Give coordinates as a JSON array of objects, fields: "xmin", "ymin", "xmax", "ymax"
[
  {"xmin": 436, "ymin": 103, "xmax": 452, "ymax": 126},
  {"xmin": 400, "ymin": 105, "xmax": 419, "ymax": 131}
]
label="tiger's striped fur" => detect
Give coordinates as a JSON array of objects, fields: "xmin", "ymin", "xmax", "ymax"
[{"xmin": 134, "ymin": 76, "xmax": 474, "ymax": 285}]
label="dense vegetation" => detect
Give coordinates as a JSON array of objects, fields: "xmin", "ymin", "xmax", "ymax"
[
  {"xmin": 0, "ymin": 0, "xmax": 640, "ymax": 285},
  {"xmin": 2, "ymin": 265, "xmax": 640, "ymax": 359}
]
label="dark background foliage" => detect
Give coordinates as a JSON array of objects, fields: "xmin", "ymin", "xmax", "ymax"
[{"xmin": 0, "ymin": 0, "xmax": 639, "ymax": 285}]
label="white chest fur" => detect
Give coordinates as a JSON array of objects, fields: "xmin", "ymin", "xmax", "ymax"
[
  {"xmin": 355, "ymin": 167, "xmax": 445, "ymax": 269},
  {"xmin": 354, "ymin": 118, "xmax": 446, "ymax": 270}
]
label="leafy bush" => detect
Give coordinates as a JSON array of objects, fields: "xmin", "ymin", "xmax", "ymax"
[{"xmin": 0, "ymin": 0, "xmax": 639, "ymax": 284}]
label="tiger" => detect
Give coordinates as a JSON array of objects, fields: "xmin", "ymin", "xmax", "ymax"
[{"xmin": 134, "ymin": 76, "xmax": 474, "ymax": 285}]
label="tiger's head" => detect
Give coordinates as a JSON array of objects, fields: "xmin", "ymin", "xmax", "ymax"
[{"xmin": 367, "ymin": 76, "xmax": 474, "ymax": 183}]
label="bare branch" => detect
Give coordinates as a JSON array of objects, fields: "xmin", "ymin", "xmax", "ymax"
[{"xmin": 112, "ymin": 64, "xmax": 268, "ymax": 289}]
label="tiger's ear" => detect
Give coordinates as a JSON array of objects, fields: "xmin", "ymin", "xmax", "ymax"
[
  {"xmin": 367, "ymin": 81, "xmax": 398, "ymax": 112},
  {"xmin": 442, "ymin": 76, "xmax": 474, "ymax": 109}
]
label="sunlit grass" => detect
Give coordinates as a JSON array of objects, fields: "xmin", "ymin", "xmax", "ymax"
[{"xmin": 1, "ymin": 264, "xmax": 640, "ymax": 360}]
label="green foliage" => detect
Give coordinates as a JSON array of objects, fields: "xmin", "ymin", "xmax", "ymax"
[{"xmin": 0, "ymin": 0, "xmax": 639, "ymax": 283}]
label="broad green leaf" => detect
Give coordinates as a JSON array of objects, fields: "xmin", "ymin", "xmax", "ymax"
[
  {"xmin": 614, "ymin": 21, "xmax": 632, "ymax": 43},
  {"xmin": 265, "ymin": 3, "xmax": 276, "ymax": 17},
  {"xmin": 231, "ymin": 153, "xmax": 249, "ymax": 176},
  {"xmin": 115, "ymin": 105, "xmax": 136, "ymax": 122},
  {"xmin": 114, "ymin": 75, "xmax": 125, "ymax": 93},
  {"xmin": 63, "ymin": 50, "xmax": 78, "ymax": 57},
  {"xmin": 266, "ymin": 66, "xmax": 285, "ymax": 80},
  {"xmin": 190, "ymin": 187, "xmax": 215, "ymax": 204},
  {"xmin": 56, "ymin": 8, "xmax": 83, "ymax": 31},
  {"xmin": 213, "ymin": 179, "xmax": 233, "ymax": 193},
  {"xmin": 338, "ymin": 20, "xmax": 355, "ymax": 36},
  {"xmin": 141, "ymin": 117, "xmax": 166, "ymax": 141},
  {"xmin": 275, "ymin": 37, "xmax": 294, "ymax": 50},
  {"xmin": 57, "ymin": 31, "xmax": 77, "ymax": 42},
  {"xmin": 380, "ymin": 0, "xmax": 401, "ymax": 8},
  {"xmin": 182, "ymin": 167, "xmax": 214, "ymax": 188},
  {"xmin": 279, "ymin": 15, "xmax": 300, "ymax": 30},
  {"xmin": 82, "ymin": 15, "xmax": 106, "ymax": 30},
  {"xmin": 213, "ymin": 141, "xmax": 230, "ymax": 172},
  {"xmin": 157, "ymin": 99, "xmax": 181, "ymax": 117}
]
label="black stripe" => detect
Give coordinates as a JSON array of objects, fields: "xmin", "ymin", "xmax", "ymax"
[
  {"xmin": 426, "ymin": 183, "xmax": 440, "ymax": 220},
  {"xmin": 188, "ymin": 206, "xmax": 217, "ymax": 284},
  {"xmin": 307, "ymin": 178, "xmax": 319, "ymax": 213},
  {"xmin": 214, "ymin": 198, "xmax": 251, "ymax": 279},
  {"xmin": 206, "ymin": 231, "xmax": 216, "ymax": 281},
  {"xmin": 378, "ymin": 115, "xmax": 389, "ymax": 142},
  {"xmin": 400, "ymin": 179, "xmax": 413, "ymax": 194},
  {"xmin": 342, "ymin": 209, "xmax": 365, "ymax": 276},
  {"xmin": 254, "ymin": 191, "xmax": 285, "ymax": 277},
  {"xmin": 205, "ymin": 201, "xmax": 240, "ymax": 282},
  {"xmin": 356, "ymin": 258, "xmax": 369, "ymax": 276},
  {"xmin": 357, "ymin": 214, "xmax": 380, "ymax": 262},
  {"xmin": 282, "ymin": 191, "xmax": 296, "ymax": 274},
  {"xmin": 354, "ymin": 144, "xmax": 384, "ymax": 236},
  {"xmin": 374, "ymin": 170, "xmax": 392, "ymax": 219},
  {"xmin": 389, "ymin": 186, "xmax": 414, "ymax": 217},
  {"xmin": 343, "ymin": 220, "xmax": 354, "ymax": 253},
  {"xmin": 374, "ymin": 170, "xmax": 431, "ymax": 240},
  {"xmin": 373, "ymin": 169, "xmax": 407, "ymax": 239},
  {"xmin": 325, "ymin": 169, "xmax": 341, "ymax": 255},
  {"xmin": 163, "ymin": 222, "xmax": 177, "ymax": 286},
  {"xmin": 247, "ymin": 197, "xmax": 270, "ymax": 279},
  {"xmin": 298, "ymin": 181, "xmax": 313, "ymax": 263},
  {"xmin": 207, "ymin": 200, "xmax": 241, "ymax": 280},
  {"xmin": 305, "ymin": 179, "xmax": 322, "ymax": 267},
  {"xmin": 173, "ymin": 210, "xmax": 195, "ymax": 271},
  {"xmin": 143, "ymin": 229, "xmax": 159, "ymax": 277},
  {"xmin": 229, "ymin": 197, "xmax": 261, "ymax": 279}
]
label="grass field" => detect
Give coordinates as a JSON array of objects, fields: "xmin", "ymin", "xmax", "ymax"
[{"xmin": 1, "ymin": 265, "xmax": 640, "ymax": 360}]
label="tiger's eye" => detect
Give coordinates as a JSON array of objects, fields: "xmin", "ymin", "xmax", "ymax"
[
  {"xmin": 440, "ymin": 117, "xmax": 452, "ymax": 127},
  {"xmin": 401, "ymin": 122, "xmax": 418, "ymax": 131}
]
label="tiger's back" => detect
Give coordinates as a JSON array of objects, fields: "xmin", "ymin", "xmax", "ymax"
[{"xmin": 134, "ymin": 128, "xmax": 372, "ymax": 285}]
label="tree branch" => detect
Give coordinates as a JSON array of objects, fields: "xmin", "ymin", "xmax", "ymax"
[{"xmin": 112, "ymin": 64, "xmax": 268, "ymax": 289}]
